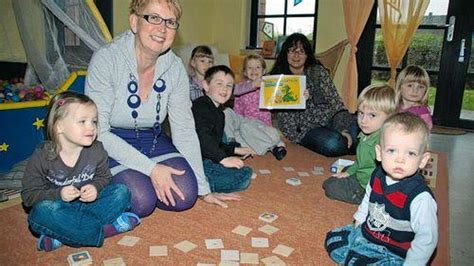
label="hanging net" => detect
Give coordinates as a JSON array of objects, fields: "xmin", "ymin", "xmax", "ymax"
[{"xmin": 11, "ymin": 0, "xmax": 111, "ymax": 92}]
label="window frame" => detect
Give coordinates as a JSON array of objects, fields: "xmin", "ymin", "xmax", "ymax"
[
  {"xmin": 357, "ymin": 2, "xmax": 450, "ymax": 94},
  {"xmin": 248, "ymin": 0, "xmax": 319, "ymax": 50}
]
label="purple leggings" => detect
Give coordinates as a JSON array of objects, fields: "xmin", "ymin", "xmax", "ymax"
[{"xmin": 109, "ymin": 129, "xmax": 198, "ymax": 217}]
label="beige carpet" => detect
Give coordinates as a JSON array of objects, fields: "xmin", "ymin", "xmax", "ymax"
[{"xmin": 0, "ymin": 143, "xmax": 449, "ymax": 265}]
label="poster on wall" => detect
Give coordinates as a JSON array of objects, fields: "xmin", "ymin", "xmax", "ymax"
[{"xmin": 259, "ymin": 74, "xmax": 306, "ymax": 109}]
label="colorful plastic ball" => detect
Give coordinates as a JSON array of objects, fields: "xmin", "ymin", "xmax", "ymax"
[{"xmin": 18, "ymin": 89, "xmax": 27, "ymax": 99}]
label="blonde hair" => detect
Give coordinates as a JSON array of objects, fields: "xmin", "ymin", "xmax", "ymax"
[
  {"xmin": 45, "ymin": 91, "xmax": 97, "ymax": 159},
  {"xmin": 380, "ymin": 112, "xmax": 430, "ymax": 152},
  {"xmin": 129, "ymin": 0, "xmax": 182, "ymax": 19},
  {"xmin": 242, "ymin": 54, "xmax": 266, "ymax": 80},
  {"xmin": 395, "ymin": 65, "xmax": 430, "ymax": 106},
  {"xmin": 188, "ymin": 45, "xmax": 214, "ymax": 76},
  {"xmin": 358, "ymin": 83, "xmax": 397, "ymax": 115}
]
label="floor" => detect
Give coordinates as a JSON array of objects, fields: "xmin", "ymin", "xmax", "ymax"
[
  {"xmin": 0, "ymin": 131, "xmax": 472, "ymax": 264},
  {"xmin": 429, "ymin": 132, "xmax": 474, "ymax": 266}
]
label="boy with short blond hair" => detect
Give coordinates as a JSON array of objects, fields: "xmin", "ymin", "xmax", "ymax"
[
  {"xmin": 325, "ymin": 112, "xmax": 438, "ymax": 265},
  {"xmin": 323, "ymin": 84, "xmax": 397, "ymax": 204}
]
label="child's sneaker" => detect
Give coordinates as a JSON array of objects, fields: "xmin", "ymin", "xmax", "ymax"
[
  {"xmin": 112, "ymin": 212, "xmax": 141, "ymax": 233},
  {"xmin": 271, "ymin": 146, "xmax": 287, "ymax": 161},
  {"xmin": 37, "ymin": 235, "xmax": 62, "ymax": 252}
]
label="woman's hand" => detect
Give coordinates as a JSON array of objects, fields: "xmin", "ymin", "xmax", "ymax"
[
  {"xmin": 303, "ymin": 89, "xmax": 310, "ymax": 100},
  {"xmin": 341, "ymin": 130, "xmax": 353, "ymax": 148},
  {"xmin": 332, "ymin": 172, "xmax": 350, "ymax": 179},
  {"xmin": 60, "ymin": 185, "xmax": 80, "ymax": 202},
  {"xmin": 150, "ymin": 164, "xmax": 185, "ymax": 207},
  {"xmin": 79, "ymin": 184, "xmax": 98, "ymax": 202},
  {"xmin": 201, "ymin": 192, "xmax": 242, "ymax": 208},
  {"xmin": 220, "ymin": 157, "xmax": 244, "ymax": 169},
  {"xmin": 234, "ymin": 147, "xmax": 256, "ymax": 156}
]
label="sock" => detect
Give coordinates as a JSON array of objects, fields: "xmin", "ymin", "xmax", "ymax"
[
  {"xmin": 272, "ymin": 146, "xmax": 287, "ymax": 161},
  {"xmin": 37, "ymin": 235, "xmax": 62, "ymax": 252},
  {"xmin": 104, "ymin": 212, "xmax": 141, "ymax": 238}
]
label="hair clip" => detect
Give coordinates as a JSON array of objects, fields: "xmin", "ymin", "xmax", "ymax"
[{"xmin": 57, "ymin": 99, "xmax": 66, "ymax": 106}]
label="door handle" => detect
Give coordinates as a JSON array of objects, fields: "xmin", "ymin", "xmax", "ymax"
[{"xmin": 447, "ymin": 16, "xmax": 455, "ymax": 42}]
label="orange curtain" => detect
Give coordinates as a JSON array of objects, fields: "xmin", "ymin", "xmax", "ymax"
[
  {"xmin": 378, "ymin": 0, "xmax": 430, "ymax": 86},
  {"xmin": 342, "ymin": 0, "xmax": 375, "ymax": 112}
]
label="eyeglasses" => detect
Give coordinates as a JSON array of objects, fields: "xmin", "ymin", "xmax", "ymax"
[
  {"xmin": 138, "ymin": 13, "xmax": 180, "ymax": 30},
  {"xmin": 288, "ymin": 48, "xmax": 306, "ymax": 56}
]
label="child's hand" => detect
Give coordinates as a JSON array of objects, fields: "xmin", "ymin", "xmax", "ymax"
[
  {"xmin": 234, "ymin": 147, "xmax": 256, "ymax": 156},
  {"xmin": 341, "ymin": 130, "xmax": 353, "ymax": 148},
  {"xmin": 252, "ymin": 78, "xmax": 262, "ymax": 88},
  {"xmin": 220, "ymin": 157, "xmax": 244, "ymax": 169},
  {"xmin": 79, "ymin": 184, "xmax": 98, "ymax": 202},
  {"xmin": 332, "ymin": 172, "xmax": 350, "ymax": 179},
  {"xmin": 303, "ymin": 89, "xmax": 310, "ymax": 100},
  {"xmin": 60, "ymin": 185, "xmax": 80, "ymax": 202}
]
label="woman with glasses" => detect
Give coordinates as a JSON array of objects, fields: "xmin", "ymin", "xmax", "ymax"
[
  {"xmin": 270, "ymin": 33, "xmax": 358, "ymax": 157},
  {"xmin": 85, "ymin": 0, "xmax": 240, "ymax": 218}
]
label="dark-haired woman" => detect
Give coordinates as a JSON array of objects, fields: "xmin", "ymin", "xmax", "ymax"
[{"xmin": 270, "ymin": 33, "xmax": 358, "ymax": 157}]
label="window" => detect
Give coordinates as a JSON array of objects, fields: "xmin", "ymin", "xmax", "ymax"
[{"xmin": 249, "ymin": 0, "xmax": 318, "ymax": 51}]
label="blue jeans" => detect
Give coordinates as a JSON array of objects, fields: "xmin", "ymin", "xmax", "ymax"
[
  {"xmin": 28, "ymin": 183, "xmax": 131, "ymax": 248},
  {"xmin": 299, "ymin": 119, "xmax": 359, "ymax": 157},
  {"xmin": 325, "ymin": 224, "xmax": 404, "ymax": 265},
  {"xmin": 203, "ymin": 159, "xmax": 252, "ymax": 193}
]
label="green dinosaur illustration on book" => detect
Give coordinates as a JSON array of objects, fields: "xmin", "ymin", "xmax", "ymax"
[{"xmin": 281, "ymin": 85, "xmax": 297, "ymax": 102}]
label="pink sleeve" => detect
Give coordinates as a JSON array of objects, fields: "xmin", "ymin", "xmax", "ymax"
[
  {"xmin": 420, "ymin": 113, "xmax": 433, "ymax": 130},
  {"xmin": 418, "ymin": 106, "xmax": 433, "ymax": 130},
  {"xmin": 234, "ymin": 80, "xmax": 256, "ymax": 96}
]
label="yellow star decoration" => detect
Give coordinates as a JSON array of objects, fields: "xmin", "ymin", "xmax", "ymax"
[
  {"xmin": 33, "ymin": 117, "xmax": 45, "ymax": 130},
  {"xmin": 0, "ymin": 142, "xmax": 8, "ymax": 152}
]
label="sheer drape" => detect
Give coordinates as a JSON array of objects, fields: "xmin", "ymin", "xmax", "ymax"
[
  {"xmin": 342, "ymin": 0, "xmax": 375, "ymax": 112},
  {"xmin": 378, "ymin": 0, "xmax": 430, "ymax": 86}
]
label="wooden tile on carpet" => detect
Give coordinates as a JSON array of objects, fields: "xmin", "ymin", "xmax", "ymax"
[{"xmin": 0, "ymin": 143, "xmax": 449, "ymax": 265}]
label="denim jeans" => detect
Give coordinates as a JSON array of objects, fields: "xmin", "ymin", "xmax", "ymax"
[
  {"xmin": 325, "ymin": 224, "xmax": 404, "ymax": 265},
  {"xmin": 203, "ymin": 159, "xmax": 252, "ymax": 193},
  {"xmin": 28, "ymin": 183, "xmax": 131, "ymax": 248},
  {"xmin": 299, "ymin": 119, "xmax": 359, "ymax": 157}
]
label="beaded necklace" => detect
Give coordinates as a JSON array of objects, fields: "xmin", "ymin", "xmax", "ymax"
[{"xmin": 127, "ymin": 73, "xmax": 166, "ymax": 154}]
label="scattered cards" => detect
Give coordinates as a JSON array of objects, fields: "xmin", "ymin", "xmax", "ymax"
[
  {"xmin": 261, "ymin": 255, "xmax": 286, "ymax": 265},
  {"xmin": 240, "ymin": 252, "xmax": 259, "ymax": 264},
  {"xmin": 283, "ymin": 166, "xmax": 295, "ymax": 172},
  {"xmin": 297, "ymin": 171, "xmax": 309, "ymax": 177},
  {"xmin": 313, "ymin": 166, "xmax": 324, "ymax": 175},
  {"xmin": 221, "ymin": 249, "xmax": 240, "ymax": 261},
  {"xmin": 232, "ymin": 225, "xmax": 252, "ymax": 236},
  {"xmin": 67, "ymin": 250, "xmax": 92, "ymax": 266},
  {"xmin": 251, "ymin": 237, "xmax": 269, "ymax": 248},
  {"xmin": 259, "ymin": 212, "xmax": 278, "ymax": 223},
  {"xmin": 259, "ymin": 169, "xmax": 271, "ymax": 175},
  {"xmin": 102, "ymin": 257, "xmax": 125, "ymax": 266},
  {"xmin": 174, "ymin": 240, "xmax": 198, "ymax": 253},
  {"xmin": 149, "ymin": 245, "xmax": 168, "ymax": 257},
  {"xmin": 205, "ymin": 238, "xmax": 224, "ymax": 249},
  {"xmin": 258, "ymin": 224, "xmax": 279, "ymax": 235},
  {"xmin": 117, "ymin": 236, "xmax": 140, "ymax": 247},
  {"xmin": 286, "ymin": 177, "xmax": 301, "ymax": 186},
  {"xmin": 219, "ymin": 261, "xmax": 239, "ymax": 266},
  {"xmin": 272, "ymin": 244, "xmax": 295, "ymax": 257}
]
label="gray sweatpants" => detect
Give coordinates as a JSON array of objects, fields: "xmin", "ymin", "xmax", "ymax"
[{"xmin": 223, "ymin": 108, "xmax": 283, "ymax": 155}]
